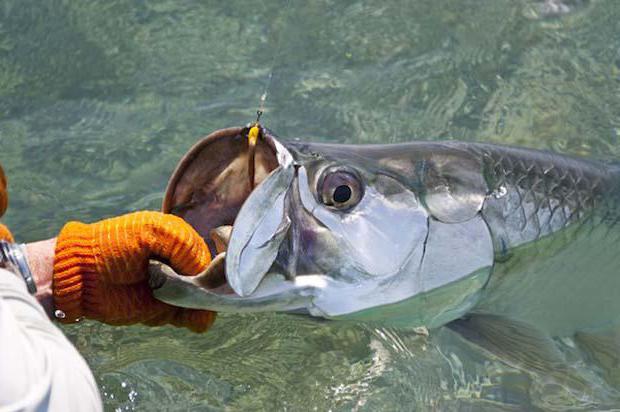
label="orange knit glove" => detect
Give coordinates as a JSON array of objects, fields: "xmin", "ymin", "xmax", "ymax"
[
  {"xmin": 0, "ymin": 223, "xmax": 13, "ymax": 242},
  {"xmin": 53, "ymin": 211, "xmax": 216, "ymax": 332},
  {"xmin": 0, "ymin": 164, "xmax": 11, "ymax": 241}
]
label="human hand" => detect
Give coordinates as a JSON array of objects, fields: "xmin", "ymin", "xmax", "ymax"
[
  {"xmin": 0, "ymin": 223, "xmax": 13, "ymax": 242},
  {"xmin": 53, "ymin": 211, "xmax": 215, "ymax": 332},
  {"xmin": 0, "ymin": 165, "xmax": 12, "ymax": 241}
]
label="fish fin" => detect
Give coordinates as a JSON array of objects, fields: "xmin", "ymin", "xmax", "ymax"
[
  {"xmin": 574, "ymin": 328, "xmax": 620, "ymax": 388},
  {"xmin": 447, "ymin": 314, "xmax": 570, "ymax": 375},
  {"xmin": 450, "ymin": 315, "xmax": 620, "ymax": 406}
]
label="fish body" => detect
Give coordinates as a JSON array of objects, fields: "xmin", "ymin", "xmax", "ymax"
[
  {"xmin": 469, "ymin": 143, "xmax": 620, "ymax": 335},
  {"xmin": 153, "ymin": 127, "xmax": 620, "ymax": 337}
]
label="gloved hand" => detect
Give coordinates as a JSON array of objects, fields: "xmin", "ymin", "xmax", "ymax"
[
  {"xmin": 53, "ymin": 211, "xmax": 215, "ymax": 332},
  {"xmin": 0, "ymin": 165, "xmax": 12, "ymax": 241},
  {"xmin": 0, "ymin": 223, "xmax": 13, "ymax": 242}
]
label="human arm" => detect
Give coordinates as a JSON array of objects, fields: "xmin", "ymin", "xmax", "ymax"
[
  {"xmin": 24, "ymin": 238, "xmax": 55, "ymax": 316},
  {"xmin": 1, "ymin": 209, "xmax": 215, "ymax": 411}
]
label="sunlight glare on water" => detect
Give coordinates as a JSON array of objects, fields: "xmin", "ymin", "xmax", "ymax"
[{"xmin": 1, "ymin": 0, "xmax": 620, "ymax": 410}]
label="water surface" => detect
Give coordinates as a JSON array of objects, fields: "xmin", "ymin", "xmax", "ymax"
[{"xmin": 1, "ymin": 0, "xmax": 620, "ymax": 410}]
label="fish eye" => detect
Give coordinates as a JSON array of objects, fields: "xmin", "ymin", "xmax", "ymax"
[{"xmin": 318, "ymin": 168, "xmax": 363, "ymax": 210}]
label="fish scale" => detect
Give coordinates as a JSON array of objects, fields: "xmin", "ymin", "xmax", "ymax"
[
  {"xmin": 471, "ymin": 145, "xmax": 620, "ymax": 334},
  {"xmin": 475, "ymin": 144, "xmax": 614, "ymax": 250}
]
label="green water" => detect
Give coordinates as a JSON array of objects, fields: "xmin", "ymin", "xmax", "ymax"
[{"xmin": 1, "ymin": 0, "xmax": 620, "ymax": 410}]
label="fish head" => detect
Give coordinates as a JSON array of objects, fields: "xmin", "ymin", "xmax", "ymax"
[{"xmin": 158, "ymin": 128, "xmax": 494, "ymax": 329}]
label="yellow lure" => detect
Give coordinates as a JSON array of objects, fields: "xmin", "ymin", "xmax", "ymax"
[
  {"xmin": 248, "ymin": 124, "xmax": 260, "ymax": 147},
  {"xmin": 247, "ymin": 124, "xmax": 261, "ymax": 189}
]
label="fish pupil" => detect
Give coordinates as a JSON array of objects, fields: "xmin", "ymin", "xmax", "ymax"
[{"xmin": 333, "ymin": 185, "xmax": 352, "ymax": 203}]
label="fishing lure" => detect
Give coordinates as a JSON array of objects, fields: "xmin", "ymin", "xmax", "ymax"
[{"xmin": 247, "ymin": 110, "xmax": 263, "ymax": 189}]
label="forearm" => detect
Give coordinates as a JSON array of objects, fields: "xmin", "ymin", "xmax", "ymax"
[{"xmin": 24, "ymin": 237, "xmax": 56, "ymax": 317}]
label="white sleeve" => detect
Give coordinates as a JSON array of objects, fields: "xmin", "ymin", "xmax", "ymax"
[{"xmin": 0, "ymin": 268, "xmax": 102, "ymax": 412}]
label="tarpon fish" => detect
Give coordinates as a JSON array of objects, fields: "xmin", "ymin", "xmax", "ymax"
[{"xmin": 150, "ymin": 126, "xmax": 620, "ymax": 345}]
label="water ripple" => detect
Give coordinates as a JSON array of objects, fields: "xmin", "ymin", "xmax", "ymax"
[{"xmin": 2, "ymin": 0, "xmax": 620, "ymax": 410}]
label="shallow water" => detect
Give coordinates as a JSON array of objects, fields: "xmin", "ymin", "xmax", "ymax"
[{"xmin": 1, "ymin": 0, "xmax": 620, "ymax": 410}]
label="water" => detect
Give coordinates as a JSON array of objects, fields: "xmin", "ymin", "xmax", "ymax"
[{"xmin": 1, "ymin": 0, "xmax": 620, "ymax": 410}]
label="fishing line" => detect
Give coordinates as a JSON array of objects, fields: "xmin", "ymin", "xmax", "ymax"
[
  {"xmin": 254, "ymin": 0, "xmax": 293, "ymax": 124},
  {"xmin": 245, "ymin": 0, "xmax": 293, "ymax": 189}
]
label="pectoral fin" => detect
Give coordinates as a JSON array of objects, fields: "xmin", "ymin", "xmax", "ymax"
[
  {"xmin": 575, "ymin": 329, "xmax": 620, "ymax": 388},
  {"xmin": 448, "ymin": 314, "xmax": 572, "ymax": 376},
  {"xmin": 448, "ymin": 315, "xmax": 619, "ymax": 403}
]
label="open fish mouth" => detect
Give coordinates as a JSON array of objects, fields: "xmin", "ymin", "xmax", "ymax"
[{"xmin": 150, "ymin": 126, "xmax": 318, "ymax": 313}]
